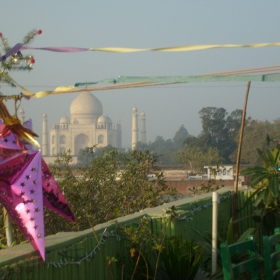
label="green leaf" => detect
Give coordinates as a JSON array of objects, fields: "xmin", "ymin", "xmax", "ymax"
[
  {"xmin": 226, "ymin": 218, "xmax": 234, "ymax": 245},
  {"xmin": 236, "ymin": 228, "xmax": 255, "ymax": 243},
  {"xmin": 263, "ymin": 188, "xmax": 274, "ymax": 206},
  {"xmin": 249, "ymin": 173, "xmax": 269, "ymax": 186},
  {"xmin": 253, "ymin": 191, "xmax": 265, "ymax": 208},
  {"xmin": 266, "ymin": 148, "xmax": 275, "ymax": 165},
  {"xmin": 240, "ymin": 167, "xmax": 267, "ymax": 175},
  {"xmin": 242, "ymin": 187, "xmax": 265, "ymax": 208},
  {"xmin": 269, "ymin": 174, "xmax": 279, "ymax": 198},
  {"xmin": 272, "ymin": 148, "xmax": 280, "ymax": 166},
  {"xmin": 233, "ymin": 214, "xmax": 259, "ymax": 224},
  {"xmin": 257, "ymin": 148, "xmax": 270, "ymax": 166}
]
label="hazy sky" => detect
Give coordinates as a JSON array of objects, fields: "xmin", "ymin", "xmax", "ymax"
[{"xmin": 1, "ymin": 1, "xmax": 280, "ymax": 149}]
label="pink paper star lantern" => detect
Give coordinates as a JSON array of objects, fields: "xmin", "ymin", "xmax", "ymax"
[{"xmin": 0, "ymin": 120, "xmax": 75, "ymax": 260}]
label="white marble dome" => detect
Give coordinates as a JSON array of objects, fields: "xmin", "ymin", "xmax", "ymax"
[
  {"xmin": 97, "ymin": 115, "xmax": 107, "ymax": 123},
  {"xmin": 60, "ymin": 116, "xmax": 69, "ymax": 124},
  {"xmin": 70, "ymin": 91, "xmax": 103, "ymax": 124},
  {"xmin": 97, "ymin": 115, "xmax": 113, "ymax": 124}
]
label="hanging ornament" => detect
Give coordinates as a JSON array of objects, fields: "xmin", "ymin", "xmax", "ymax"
[
  {"xmin": 27, "ymin": 55, "xmax": 35, "ymax": 68},
  {"xmin": 0, "ymin": 99, "xmax": 40, "ymax": 148},
  {"xmin": 0, "ymin": 29, "xmax": 75, "ymax": 260},
  {"xmin": 11, "ymin": 57, "xmax": 19, "ymax": 64},
  {"xmin": 29, "ymin": 55, "xmax": 35, "ymax": 64},
  {"xmin": 0, "ymin": 119, "xmax": 75, "ymax": 260},
  {"xmin": 11, "ymin": 55, "xmax": 19, "ymax": 65}
]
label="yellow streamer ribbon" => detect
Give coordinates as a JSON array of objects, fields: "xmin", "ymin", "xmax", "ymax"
[
  {"xmin": 5, "ymin": 74, "xmax": 76, "ymax": 98},
  {"xmin": 88, "ymin": 42, "xmax": 280, "ymax": 53}
]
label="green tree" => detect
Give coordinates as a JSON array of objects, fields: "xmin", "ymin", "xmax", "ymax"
[
  {"xmin": 46, "ymin": 149, "xmax": 177, "ymax": 235},
  {"xmin": 272, "ymin": 118, "xmax": 280, "ymax": 142},
  {"xmin": 183, "ymin": 135, "xmax": 198, "ymax": 147},
  {"xmin": 77, "ymin": 146, "xmax": 96, "ymax": 166},
  {"xmin": 198, "ymin": 107, "xmax": 245, "ymax": 163},
  {"xmin": 178, "ymin": 146, "xmax": 222, "ymax": 174},
  {"xmin": 225, "ymin": 109, "xmax": 243, "ymax": 159},
  {"xmin": 230, "ymin": 119, "xmax": 275, "ymax": 165},
  {"xmin": 226, "ymin": 109, "xmax": 243, "ymax": 137},
  {"xmin": 173, "ymin": 125, "xmax": 189, "ymax": 148},
  {"xmin": 204, "ymin": 147, "xmax": 223, "ymax": 166},
  {"xmin": 137, "ymin": 136, "xmax": 179, "ymax": 165},
  {"xmin": 178, "ymin": 146, "xmax": 204, "ymax": 173},
  {"xmin": 199, "ymin": 107, "xmax": 228, "ymax": 144},
  {"xmin": 77, "ymin": 144, "xmax": 119, "ymax": 166}
]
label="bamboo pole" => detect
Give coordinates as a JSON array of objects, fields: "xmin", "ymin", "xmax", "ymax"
[{"xmin": 232, "ymin": 81, "xmax": 251, "ymax": 232}]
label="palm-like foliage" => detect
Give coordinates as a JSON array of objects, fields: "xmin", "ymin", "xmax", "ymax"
[
  {"xmin": 241, "ymin": 147, "xmax": 280, "ymax": 206},
  {"xmin": 241, "ymin": 146, "xmax": 280, "ymax": 235},
  {"xmin": 161, "ymin": 236, "xmax": 204, "ymax": 280}
]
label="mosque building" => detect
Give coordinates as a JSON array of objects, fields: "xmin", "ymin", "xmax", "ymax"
[
  {"xmin": 34, "ymin": 91, "xmax": 147, "ymax": 163},
  {"xmin": 41, "ymin": 91, "xmax": 122, "ymax": 157}
]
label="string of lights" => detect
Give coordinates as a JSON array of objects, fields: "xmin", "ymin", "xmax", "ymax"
[
  {"xmin": 47, "ymin": 229, "xmax": 122, "ymax": 268},
  {"xmin": 177, "ymin": 191, "xmax": 232, "ymax": 221},
  {"xmin": 2, "ymin": 83, "xmax": 280, "ymax": 89},
  {"xmin": 46, "ymin": 192, "xmax": 233, "ymax": 268},
  {"xmin": 0, "ymin": 191, "xmax": 233, "ymax": 277}
]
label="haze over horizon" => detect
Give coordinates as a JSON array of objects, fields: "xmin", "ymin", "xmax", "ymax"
[{"xmin": 1, "ymin": 2, "xmax": 280, "ymax": 149}]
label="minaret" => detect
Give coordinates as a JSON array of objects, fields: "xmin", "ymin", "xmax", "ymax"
[
  {"xmin": 116, "ymin": 119, "xmax": 122, "ymax": 149},
  {"xmin": 18, "ymin": 109, "xmax": 25, "ymax": 124},
  {"xmin": 140, "ymin": 112, "xmax": 146, "ymax": 144},
  {"xmin": 42, "ymin": 113, "xmax": 48, "ymax": 156},
  {"xmin": 131, "ymin": 107, "xmax": 138, "ymax": 150}
]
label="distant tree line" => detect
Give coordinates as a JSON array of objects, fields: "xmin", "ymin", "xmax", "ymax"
[
  {"xmin": 134, "ymin": 107, "xmax": 280, "ymax": 173},
  {"xmin": 76, "ymin": 106, "xmax": 280, "ymax": 173}
]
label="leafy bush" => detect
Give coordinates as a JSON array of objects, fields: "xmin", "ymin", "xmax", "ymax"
[
  {"xmin": 161, "ymin": 236, "xmax": 204, "ymax": 280},
  {"xmin": 241, "ymin": 145, "xmax": 280, "ymax": 236},
  {"xmin": 44, "ymin": 148, "xmax": 177, "ymax": 236},
  {"xmin": 115, "ymin": 218, "xmax": 204, "ymax": 280}
]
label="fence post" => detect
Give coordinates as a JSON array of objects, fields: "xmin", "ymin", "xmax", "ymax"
[{"xmin": 212, "ymin": 191, "xmax": 219, "ymax": 274}]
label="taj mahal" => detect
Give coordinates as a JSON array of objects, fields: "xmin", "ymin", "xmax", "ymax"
[{"xmin": 32, "ymin": 91, "xmax": 147, "ymax": 161}]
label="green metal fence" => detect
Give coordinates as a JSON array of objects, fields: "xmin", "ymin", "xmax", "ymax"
[{"xmin": 0, "ymin": 187, "xmax": 254, "ymax": 280}]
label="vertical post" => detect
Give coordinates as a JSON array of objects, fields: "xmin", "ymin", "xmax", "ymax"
[
  {"xmin": 232, "ymin": 81, "xmax": 251, "ymax": 232},
  {"xmin": 212, "ymin": 191, "xmax": 219, "ymax": 274},
  {"xmin": 3, "ymin": 208, "xmax": 13, "ymax": 247}
]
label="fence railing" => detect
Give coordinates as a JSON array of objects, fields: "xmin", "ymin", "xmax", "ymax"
[{"xmin": 0, "ymin": 187, "xmax": 255, "ymax": 280}]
